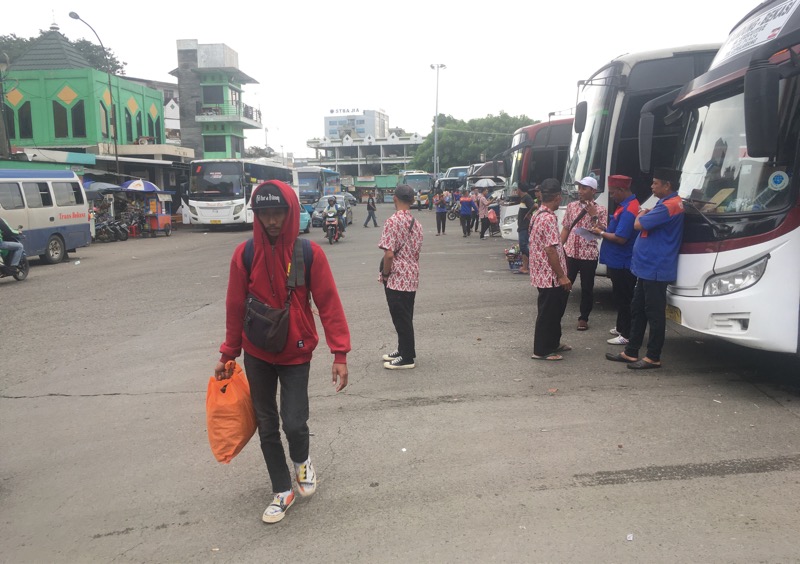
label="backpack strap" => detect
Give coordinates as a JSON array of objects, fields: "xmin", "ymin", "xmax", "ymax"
[{"xmin": 243, "ymin": 237, "xmax": 313, "ymax": 289}]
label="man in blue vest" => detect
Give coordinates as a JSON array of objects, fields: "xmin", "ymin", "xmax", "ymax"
[{"xmin": 606, "ymin": 168, "xmax": 684, "ymax": 369}]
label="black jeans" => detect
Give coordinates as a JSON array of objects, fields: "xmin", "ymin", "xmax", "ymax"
[
  {"xmin": 533, "ymin": 286, "xmax": 570, "ymax": 356},
  {"xmin": 471, "ymin": 212, "xmax": 479, "ymax": 231},
  {"xmin": 566, "ymin": 257, "xmax": 598, "ymax": 322},
  {"xmin": 624, "ymin": 279, "xmax": 669, "ymax": 362},
  {"xmin": 460, "ymin": 214, "xmax": 472, "ymax": 236},
  {"xmin": 607, "ymin": 266, "xmax": 637, "ymax": 339},
  {"xmin": 364, "ymin": 209, "xmax": 377, "ymax": 227},
  {"xmin": 479, "ymin": 217, "xmax": 490, "ymax": 238},
  {"xmin": 244, "ymin": 353, "xmax": 310, "ymax": 493},
  {"xmin": 385, "ymin": 287, "xmax": 417, "ymax": 361},
  {"xmin": 436, "ymin": 211, "xmax": 447, "ymax": 234}
]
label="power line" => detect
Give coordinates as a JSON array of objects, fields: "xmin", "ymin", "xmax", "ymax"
[{"xmin": 437, "ymin": 128, "xmax": 514, "ymax": 136}]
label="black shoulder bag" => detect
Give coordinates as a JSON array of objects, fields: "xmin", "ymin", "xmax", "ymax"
[
  {"xmin": 379, "ymin": 217, "xmax": 416, "ymax": 280},
  {"xmin": 243, "ymin": 240, "xmax": 308, "ymax": 353}
]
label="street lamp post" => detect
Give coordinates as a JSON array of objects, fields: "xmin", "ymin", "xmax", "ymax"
[
  {"xmin": 69, "ymin": 11, "xmax": 120, "ymax": 178},
  {"xmin": 430, "ymin": 63, "xmax": 446, "ymax": 178},
  {"xmin": 0, "ymin": 53, "xmax": 12, "ymax": 158}
]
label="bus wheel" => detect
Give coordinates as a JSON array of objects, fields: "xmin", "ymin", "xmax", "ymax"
[{"xmin": 42, "ymin": 234, "xmax": 66, "ymax": 264}]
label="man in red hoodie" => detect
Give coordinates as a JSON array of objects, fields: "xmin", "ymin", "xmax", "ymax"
[{"xmin": 214, "ymin": 181, "xmax": 350, "ymax": 524}]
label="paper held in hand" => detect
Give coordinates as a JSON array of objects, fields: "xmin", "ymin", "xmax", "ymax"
[{"xmin": 575, "ymin": 227, "xmax": 602, "ymax": 241}]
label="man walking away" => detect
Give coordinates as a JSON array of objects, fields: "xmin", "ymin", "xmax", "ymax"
[
  {"xmin": 459, "ymin": 191, "xmax": 478, "ymax": 237},
  {"xmin": 363, "ymin": 191, "xmax": 378, "ymax": 227},
  {"xmin": 529, "ymin": 179, "xmax": 572, "ymax": 361},
  {"xmin": 591, "ymin": 175, "xmax": 639, "ymax": 345},
  {"xmin": 477, "ymin": 187, "xmax": 493, "ymax": 240},
  {"xmin": 560, "ymin": 176, "xmax": 607, "ymax": 331},
  {"xmin": 606, "ymin": 168, "xmax": 684, "ymax": 370},
  {"xmin": 214, "ymin": 181, "xmax": 350, "ymax": 524},
  {"xmin": 379, "ymin": 184, "xmax": 424, "ymax": 369}
]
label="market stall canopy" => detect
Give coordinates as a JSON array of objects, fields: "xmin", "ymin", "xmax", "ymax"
[
  {"xmin": 121, "ymin": 179, "xmax": 161, "ymax": 192},
  {"xmin": 83, "ymin": 181, "xmax": 122, "ymax": 191}
]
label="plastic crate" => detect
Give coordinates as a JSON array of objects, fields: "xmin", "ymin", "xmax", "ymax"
[{"xmin": 507, "ymin": 259, "xmax": 522, "ymax": 271}]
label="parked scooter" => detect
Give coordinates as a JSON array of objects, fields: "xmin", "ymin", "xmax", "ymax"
[
  {"xmin": 0, "ymin": 232, "xmax": 29, "ymax": 282},
  {"xmin": 94, "ymin": 213, "xmax": 117, "ymax": 242},
  {"xmin": 109, "ymin": 218, "xmax": 129, "ymax": 241},
  {"xmin": 324, "ymin": 209, "xmax": 342, "ymax": 244}
]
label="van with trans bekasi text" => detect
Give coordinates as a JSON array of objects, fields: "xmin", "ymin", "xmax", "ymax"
[{"xmin": 0, "ymin": 170, "xmax": 92, "ymax": 263}]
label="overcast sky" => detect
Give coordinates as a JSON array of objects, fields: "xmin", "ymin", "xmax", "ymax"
[{"xmin": 5, "ymin": 0, "xmax": 761, "ymax": 158}]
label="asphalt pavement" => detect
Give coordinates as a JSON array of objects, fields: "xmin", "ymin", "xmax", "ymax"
[{"xmin": 2, "ymin": 204, "xmax": 800, "ymax": 563}]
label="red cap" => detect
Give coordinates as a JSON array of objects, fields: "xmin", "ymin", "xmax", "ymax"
[{"xmin": 608, "ymin": 175, "xmax": 632, "ymax": 189}]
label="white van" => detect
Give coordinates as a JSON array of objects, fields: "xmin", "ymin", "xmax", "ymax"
[{"xmin": 0, "ymin": 169, "xmax": 92, "ymax": 263}]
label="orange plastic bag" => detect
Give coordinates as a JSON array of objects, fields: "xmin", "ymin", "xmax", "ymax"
[
  {"xmin": 488, "ymin": 209, "xmax": 498, "ymax": 224},
  {"xmin": 206, "ymin": 361, "xmax": 257, "ymax": 463}
]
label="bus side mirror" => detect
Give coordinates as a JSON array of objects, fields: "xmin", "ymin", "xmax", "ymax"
[
  {"xmin": 744, "ymin": 62, "xmax": 780, "ymax": 158},
  {"xmin": 574, "ymin": 101, "xmax": 587, "ymax": 134},
  {"xmin": 638, "ymin": 112, "xmax": 655, "ymax": 173}
]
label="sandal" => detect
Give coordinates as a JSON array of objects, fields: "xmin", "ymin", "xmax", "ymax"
[
  {"xmin": 531, "ymin": 353, "xmax": 563, "ymax": 361},
  {"xmin": 555, "ymin": 343, "xmax": 572, "ymax": 352}
]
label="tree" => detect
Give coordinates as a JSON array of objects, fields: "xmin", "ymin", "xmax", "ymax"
[
  {"xmin": 0, "ymin": 31, "xmax": 126, "ymax": 74},
  {"xmin": 245, "ymin": 145, "xmax": 275, "ymax": 159},
  {"xmin": 409, "ymin": 112, "xmax": 537, "ymax": 172}
]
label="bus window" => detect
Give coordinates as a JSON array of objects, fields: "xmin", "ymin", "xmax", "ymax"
[
  {"xmin": 22, "ymin": 182, "xmax": 53, "ymax": 208},
  {"xmin": 53, "ymin": 182, "xmax": 84, "ymax": 206},
  {"xmin": 0, "ymin": 182, "xmax": 25, "ymax": 209}
]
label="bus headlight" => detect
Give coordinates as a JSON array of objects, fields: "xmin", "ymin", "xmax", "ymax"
[
  {"xmin": 703, "ymin": 255, "xmax": 769, "ymax": 296},
  {"xmin": 188, "ymin": 205, "xmax": 198, "ymax": 215},
  {"xmin": 233, "ymin": 204, "xmax": 244, "ymax": 215}
]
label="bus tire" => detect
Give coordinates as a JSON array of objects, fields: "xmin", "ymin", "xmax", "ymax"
[{"xmin": 41, "ymin": 234, "xmax": 66, "ymax": 264}]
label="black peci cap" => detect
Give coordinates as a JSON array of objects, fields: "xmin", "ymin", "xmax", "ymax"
[{"xmin": 395, "ymin": 184, "xmax": 415, "ymax": 203}]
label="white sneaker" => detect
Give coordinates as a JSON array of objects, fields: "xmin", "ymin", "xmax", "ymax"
[
  {"xmin": 295, "ymin": 459, "xmax": 317, "ymax": 497},
  {"xmin": 607, "ymin": 335, "xmax": 629, "ymax": 345},
  {"xmin": 609, "ymin": 327, "xmax": 620, "ymax": 336},
  {"xmin": 262, "ymin": 490, "xmax": 295, "ymax": 523}
]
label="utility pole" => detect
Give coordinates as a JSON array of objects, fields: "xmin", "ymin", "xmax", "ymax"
[{"xmin": 0, "ymin": 53, "xmax": 11, "ymax": 158}]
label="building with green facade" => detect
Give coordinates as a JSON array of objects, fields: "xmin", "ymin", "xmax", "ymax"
[
  {"xmin": 1, "ymin": 24, "xmax": 193, "ymax": 188},
  {"xmin": 170, "ymin": 40, "xmax": 262, "ymax": 160}
]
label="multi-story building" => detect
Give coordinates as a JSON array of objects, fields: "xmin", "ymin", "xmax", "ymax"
[
  {"xmin": 324, "ymin": 109, "xmax": 389, "ymax": 140},
  {"xmin": 1, "ymin": 23, "xmax": 193, "ymax": 189},
  {"xmin": 170, "ymin": 40, "xmax": 261, "ymax": 160},
  {"xmin": 306, "ymin": 130, "xmax": 426, "ymax": 177}
]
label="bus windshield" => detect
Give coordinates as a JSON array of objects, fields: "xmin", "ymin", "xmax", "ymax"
[
  {"xmin": 564, "ymin": 67, "xmax": 616, "ymax": 192},
  {"xmin": 403, "ymin": 174, "xmax": 432, "ymax": 192},
  {"xmin": 297, "ymin": 172, "xmax": 321, "ymax": 195},
  {"xmin": 679, "ymin": 84, "xmax": 799, "ymax": 215},
  {"xmin": 190, "ymin": 162, "xmax": 244, "ymax": 200},
  {"xmin": 508, "ymin": 132, "xmax": 527, "ymax": 188}
]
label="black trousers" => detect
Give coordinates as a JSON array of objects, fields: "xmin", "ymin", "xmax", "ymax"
[
  {"xmin": 607, "ymin": 266, "xmax": 637, "ymax": 339},
  {"xmin": 244, "ymin": 353, "xmax": 310, "ymax": 493},
  {"xmin": 624, "ymin": 279, "xmax": 669, "ymax": 362},
  {"xmin": 566, "ymin": 257, "xmax": 598, "ymax": 322},
  {"xmin": 436, "ymin": 211, "xmax": 447, "ymax": 234},
  {"xmin": 460, "ymin": 214, "xmax": 472, "ymax": 236},
  {"xmin": 533, "ymin": 286, "xmax": 570, "ymax": 356},
  {"xmin": 479, "ymin": 217, "xmax": 490, "ymax": 238},
  {"xmin": 385, "ymin": 287, "xmax": 417, "ymax": 361},
  {"xmin": 471, "ymin": 211, "xmax": 479, "ymax": 231}
]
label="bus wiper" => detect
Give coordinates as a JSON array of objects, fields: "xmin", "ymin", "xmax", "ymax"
[{"xmin": 683, "ymin": 199, "xmax": 733, "ymax": 237}]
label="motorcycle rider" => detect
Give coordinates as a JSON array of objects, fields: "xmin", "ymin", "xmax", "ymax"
[
  {"xmin": 0, "ymin": 217, "xmax": 24, "ymax": 275},
  {"xmin": 323, "ymin": 196, "xmax": 346, "ymax": 237}
]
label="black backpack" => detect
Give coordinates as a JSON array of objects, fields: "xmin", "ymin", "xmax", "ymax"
[{"xmin": 243, "ymin": 238, "xmax": 313, "ymax": 288}]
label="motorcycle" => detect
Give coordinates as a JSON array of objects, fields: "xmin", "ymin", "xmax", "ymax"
[
  {"xmin": 94, "ymin": 213, "xmax": 117, "ymax": 243},
  {"xmin": 447, "ymin": 201, "xmax": 460, "ymax": 221},
  {"xmin": 0, "ymin": 232, "xmax": 30, "ymax": 282},
  {"xmin": 109, "ymin": 218, "xmax": 129, "ymax": 241},
  {"xmin": 324, "ymin": 209, "xmax": 342, "ymax": 244}
]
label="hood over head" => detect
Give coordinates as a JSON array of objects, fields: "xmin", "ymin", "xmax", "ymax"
[{"xmin": 249, "ymin": 180, "xmax": 300, "ymax": 295}]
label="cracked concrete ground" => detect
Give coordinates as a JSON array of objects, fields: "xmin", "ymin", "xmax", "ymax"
[{"xmin": 2, "ymin": 205, "xmax": 800, "ymax": 563}]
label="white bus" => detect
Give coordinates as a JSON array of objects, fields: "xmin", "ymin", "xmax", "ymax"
[
  {"xmin": 563, "ymin": 44, "xmax": 720, "ymax": 215},
  {"xmin": 638, "ymin": 0, "xmax": 800, "ymax": 354},
  {"xmin": 0, "ymin": 169, "xmax": 92, "ymax": 263},
  {"xmin": 186, "ymin": 158, "xmax": 292, "ymax": 226}
]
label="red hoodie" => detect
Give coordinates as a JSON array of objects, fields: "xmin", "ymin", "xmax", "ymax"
[{"xmin": 219, "ymin": 180, "xmax": 350, "ymax": 365}]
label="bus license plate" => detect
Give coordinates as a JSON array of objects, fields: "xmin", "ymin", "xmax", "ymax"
[
  {"xmin": 210, "ymin": 219, "xmax": 221, "ymax": 224},
  {"xmin": 665, "ymin": 305, "xmax": 681, "ymax": 324}
]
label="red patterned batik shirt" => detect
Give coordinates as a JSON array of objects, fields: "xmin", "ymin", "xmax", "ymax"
[
  {"xmin": 378, "ymin": 209, "xmax": 424, "ymax": 292},
  {"xmin": 561, "ymin": 200, "xmax": 607, "ymax": 260},
  {"xmin": 529, "ymin": 208, "xmax": 567, "ymax": 288}
]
